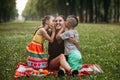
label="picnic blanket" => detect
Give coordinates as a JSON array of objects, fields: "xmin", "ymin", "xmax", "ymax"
[{"xmin": 14, "ymin": 62, "xmax": 103, "ymax": 78}]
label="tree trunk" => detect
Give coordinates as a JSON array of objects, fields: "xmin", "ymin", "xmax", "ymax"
[
  {"xmin": 94, "ymin": 0, "xmax": 98, "ymax": 23},
  {"xmin": 89, "ymin": 0, "xmax": 93, "ymax": 22},
  {"xmin": 79, "ymin": 0, "xmax": 83, "ymax": 22},
  {"xmin": 116, "ymin": 0, "xmax": 119, "ymax": 22},
  {"xmin": 114, "ymin": 0, "xmax": 117, "ymax": 22},
  {"xmin": 68, "ymin": 0, "xmax": 76, "ymax": 15},
  {"xmin": 103, "ymin": 0, "xmax": 110, "ymax": 23}
]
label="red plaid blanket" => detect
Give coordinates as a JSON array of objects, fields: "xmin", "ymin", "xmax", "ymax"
[{"xmin": 14, "ymin": 62, "xmax": 103, "ymax": 78}]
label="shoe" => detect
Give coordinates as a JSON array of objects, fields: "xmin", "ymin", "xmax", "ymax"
[
  {"xmin": 58, "ymin": 69, "xmax": 65, "ymax": 77},
  {"xmin": 71, "ymin": 70, "xmax": 78, "ymax": 76}
]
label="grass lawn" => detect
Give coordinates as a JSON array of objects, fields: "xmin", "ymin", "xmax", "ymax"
[{"xmin": 0, "ymin": 21, "xmax": 120, "ymax": 80}]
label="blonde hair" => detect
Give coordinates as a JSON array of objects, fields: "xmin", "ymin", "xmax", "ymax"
[{"xmin": 67, "ymin": 15, "xmax": 78, "ymax": 27}]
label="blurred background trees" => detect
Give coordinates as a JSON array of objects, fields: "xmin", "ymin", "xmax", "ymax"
[
  {"xmin": 0, "ymin": 0, "xmax": 119, "ymax": 23},
  {"xmin": 0, "ymin": 0, "xmax": 17, "ymax": 23}
]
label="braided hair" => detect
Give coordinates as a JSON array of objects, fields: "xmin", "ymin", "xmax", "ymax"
[
  {"xmin": 34, "ymin": 15, "xmax": 51, "ymax": 35},
  {"xmin": 42, "ymin": 15, "xmax": 51, "ymax": 26}
]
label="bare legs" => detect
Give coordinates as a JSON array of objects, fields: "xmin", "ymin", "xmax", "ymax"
[{"xmin": 49, "ymin": 54, "xmax": 71, "ymax": 72}]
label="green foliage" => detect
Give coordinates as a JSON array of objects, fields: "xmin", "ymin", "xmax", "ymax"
[
  {"xmin": 0, "ymin": 21, "xmax": 120, "ymax": 80},
  {"xmin": 23, "ymin": 0, "xmax": 59, "ymax": 19},
  {"xmin": 22, "ymin": 0, "xmax": 39, "ymax": 20},
  {"xmin": 0, "ymin": 0, "xmax": 17, "ymax": 22},
  {"xmin": 22, "ymin": 0, "xmax": 120, "ymax": 23}
]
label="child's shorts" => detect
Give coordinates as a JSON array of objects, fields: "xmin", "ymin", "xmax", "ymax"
[{"xmin": 68, "ymin": 50, "xmax": 82, "ymax": 70}]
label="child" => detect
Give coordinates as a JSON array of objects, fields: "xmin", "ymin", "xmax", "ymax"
[
  {"xmin": 26, "ymin": 15, "xmax": 55, "ymax": 70},
  {"xmin": 56, "ymin": 15, "xmax": 82, "ymax": 74}
]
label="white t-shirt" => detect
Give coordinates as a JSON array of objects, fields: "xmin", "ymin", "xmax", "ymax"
[{"xmin": 60, "ymin": 30, "xmax": 79, "ymax": 55}]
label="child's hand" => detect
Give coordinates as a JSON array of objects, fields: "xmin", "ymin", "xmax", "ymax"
[
  {"xmin": 69, "ymin": 37, "xmax": 78, "ymax": 44},
  {"xmin": 49, "ymin": 24, "xmax": 54, "ymax": 29},
  {"xmin": 51, "ymin": 25, "xmax": 55, "ymax": 32},
  {"xmin": 61, "ymin": 22, "xmax": 66, "ymax": 30}
]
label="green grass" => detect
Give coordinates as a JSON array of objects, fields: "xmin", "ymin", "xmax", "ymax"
[{"xmin": 0, "ymin": 21, "xmax": 120, "ymax": 80}]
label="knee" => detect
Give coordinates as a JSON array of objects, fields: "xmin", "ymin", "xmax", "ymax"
[{"xmin": 59, "ymin": 54, "xmax": 65, "ymax": 59}]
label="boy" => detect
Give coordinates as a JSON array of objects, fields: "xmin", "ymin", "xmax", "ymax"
[{"xmin": 56, "ymin": 15, "xmax": 82, "ymax": 74}]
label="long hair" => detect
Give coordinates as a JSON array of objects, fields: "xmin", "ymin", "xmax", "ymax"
[
  {"xmin": 34, "ymin": 15, "xmax": 51, "ymax": 35},
  {"xmin": 42, "ymin": 15, "xmax": 51, "ymax": 26}
]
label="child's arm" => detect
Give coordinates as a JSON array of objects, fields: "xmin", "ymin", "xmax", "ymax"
[
  {"xmin": 75, "ymin": 42, "xmax": 80, "ymax": 51},
  {"xmin": 56, "ymin": 24, "xmax": 65, "ymax": 40},
  {"xmin": 42, "ymin": 28, "xmax": 55, "ymax": 42},
  {"xmin": 69, "ymin": 37, "xmax": 80, "ymax": 51}
]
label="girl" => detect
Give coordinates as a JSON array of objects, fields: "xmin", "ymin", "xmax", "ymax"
[{"xmin": 26, "ymin": 15, "xmax": 55, "ymax": 70}]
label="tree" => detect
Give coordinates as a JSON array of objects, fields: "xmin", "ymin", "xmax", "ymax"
[
  {"xmin": 22, "ymin": 0, "xmax": 119, "ymax": 23},
  {"xmin": 68, "ymin": 0, "xmax": 76, "ymax": 15},
  {"xmin": 22, "ymin": 0, "xmax": 38, "ymax": 20},
  {"xmin": 114, "ymin": 0, "xmax": 120, "ymax": 22},
  {"xmin": 103, "ymin": 0, "xmax": 111, "ymax": 23},
  {"xmin": 0, "ymin": 0, "xmax": 17, "ymax": 23},
  {"xmin": 78, "ymin": 0, "xmax": 84, "ymax": 22},
  {"xmin": 88, "ymin": 0, "xmax": 93, "ymax": 22}
]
